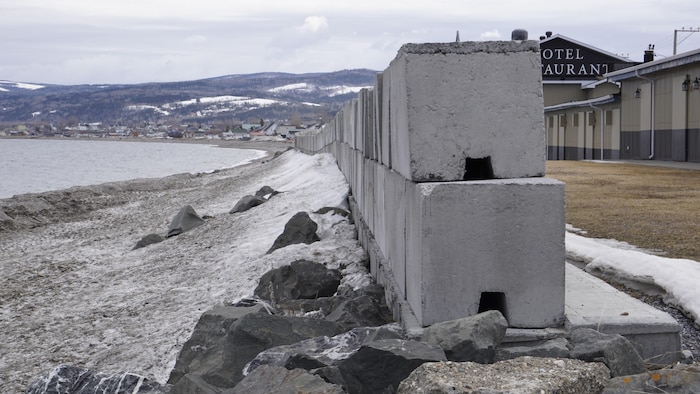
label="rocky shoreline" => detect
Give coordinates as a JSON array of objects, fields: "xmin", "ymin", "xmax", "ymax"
[{"xmin": 2, "ymin": 144, "xmax": 699, "ymax": 393}]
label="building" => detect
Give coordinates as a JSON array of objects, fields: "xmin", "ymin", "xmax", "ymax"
[
  {"xmin": 543, "ymin": 32, "xmax": 700, "ymax": 163},
  {"xmin": 540, "ymin": 33, "xmax": 638, "ymax": 160}
]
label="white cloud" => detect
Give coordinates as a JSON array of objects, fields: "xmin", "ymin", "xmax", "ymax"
[
  {"xmin": 479, "ymin": 29, "xmax": 502, "ymax": 40},
  {"xmin": 300, "ymin": 16, "xmax": 328, "ymax": 33},
  {"xmin": 184, "ymin": 35, "xmax": 208, "ymax": 44}
]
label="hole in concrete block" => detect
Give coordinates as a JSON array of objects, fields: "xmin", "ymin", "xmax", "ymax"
[
  {"xmin": 478, "ymin": 292, "xmax": 508, "ymax": 321},
  {"xmin": 464, "ymin": 157, "xmax": 494, "ymax": 180}
]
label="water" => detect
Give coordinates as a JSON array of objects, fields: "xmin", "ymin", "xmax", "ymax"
[{"xmin": 0, "ymin": 138, "xmax": 266, "ymax": 199}]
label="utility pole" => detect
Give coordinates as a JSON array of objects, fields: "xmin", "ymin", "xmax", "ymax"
[{"xmin": 674, "ymin": 27, "xmax": 700, "ymax": 55}]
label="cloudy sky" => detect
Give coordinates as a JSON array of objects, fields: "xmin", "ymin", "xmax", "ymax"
[{"xmin": 2, "ymin": 0, "xmax": 700, "ymax": 85}]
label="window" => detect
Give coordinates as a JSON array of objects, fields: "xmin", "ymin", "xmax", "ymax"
[{"xmin": 573, "ymin": 113, "xmax": 579, "ymax": 127}]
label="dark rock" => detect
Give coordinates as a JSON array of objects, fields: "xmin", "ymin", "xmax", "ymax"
[
  {"xmin": 602, "ymin": 363, "xmax": 700, "ymax": 393},
  {"xmin": 210, "ymin": 312, "xmax": 346, "ymax": 388},
  {"xmin": 226, "ymin": 365, "xmax": 345, "ymax": 394},
  {"xmin": 254, "ymin": 260, "xmax": 341, "ymax": 303},
  {"xmin": 569, "ymin": 328, "xmax": 647, "ymax": 377},
  {"xmin": 277, "ymin": 295, "xmax": 347, "ymax": 317},
  {"xmin": 397, "ymin": 357, "xmax": 610, "ymax": 394},
  {"xmin": 313, "ymin": 206, "xmax": 351, "ymax": 218},
  {"xmin": 334, "ymin": 338, "xmax": 446, "ymax": 394},
  {"xmin": 229, "ymin": 195, "xmax": 266, "ymax": 214},
  {"xmin": 168, "ymin": 304, "xmax": 265, "ymax": 386},
  {"xmin": 495, "ymin": 337, "xmax": 571, "ymax": 361},
  {"xmin": 166, "ymin": 205, "xmax": 205, "ymax": 238},
  {"xmin": 243, "ymin": 324, "xmax": 405, "ymax": 374},
  {"xmin": 421, "ymin": 310, "xmax": 508, "ymax": 363},
  {"xmin": 325, "ymin": 295, "xmax": 394, "ymax": 331},
  {"xmin": 170, "ymin": 373, "xmax": 220, "ymax": 394},
  {"xmin": 267, "ymin": 211, "xmax": 320, "ymax": 254},
  {"xmin": 26, "ymin": 365, "xmax": 171, "ymax": 394},
  {"xmin": 254, "ymin": 185, "xmax": 279, "ymax": 198},
  {"xmin": 132, "ymin": 233, "xmax": 164, "ymax": 250}
]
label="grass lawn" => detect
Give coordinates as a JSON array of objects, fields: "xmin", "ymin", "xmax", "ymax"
[{"xmin": 546, "ymin": 160, "xmax": 700, "ymax": 262}]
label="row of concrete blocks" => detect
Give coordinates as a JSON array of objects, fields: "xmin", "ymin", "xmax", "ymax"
[
  {"xmin": 297, "ymin": 136, "xmax": 566, "ymax": 328},
  {"xmin": 295, "ymin": 41, "xmax": 566, "ymax": 328},
  {"xmin": 297, "ymin": 41, "xmax": 547, "ymax": 182}
]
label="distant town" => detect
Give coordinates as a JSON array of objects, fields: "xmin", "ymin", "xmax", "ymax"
[{"xmin": 0, "ymin": 119, "xmax": 323, "ymax": 141}]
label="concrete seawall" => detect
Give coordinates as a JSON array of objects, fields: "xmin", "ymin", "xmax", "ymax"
[{"xmin": 295, "ymin": 40, "xmax": 566, "ymax": 331}]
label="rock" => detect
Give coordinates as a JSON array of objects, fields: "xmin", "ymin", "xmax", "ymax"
[
  {"xmin": 0, "ymin": 209, "xmax": 15, "ymax": 231},
  {"xmin": 334, "ymin": 338, "xmax": 446, "ymax": 394},
  {"xmin": 421, "ymin": 310, "xmax": 508, "ymax": 363},
  {"xmin": 166, "ymin": 205, "xmax": 205, "ymax": 238},
  {"xmin": 254, "ymin": 185, "xmax": 279, "ymax": 198},
  {"xmin": 132, "ymin": 233, "xmax": 164, "ymax": 250},
  {"xmin": 397, "ymin": 357, "xmax": 610, "ymax": 394},
  {"xmin": 229, "ymin": 195, "xmax": 266, "ymax": 214},
  {"xmin": 26, "ymin": 365, "xmax": 171, "ymax": 394},
  {"xmin": 569, "ymin": 328, "xmax": 647, "ymax": 377},
  {"xmin": 267, "ymin": 211, "xmax": 320, "ymax": 254},
  {"xmin": 243, "ymin": 324, "xmax": 405, "ymax": 374},
  {"xmin": 254, "ymin": 259, "xmax": 341, "ymax": 303},
  {"xmin": 602, "ymin": 363, "xmax": 700, "ymax": 393},
  {"xmin": 226, "ymin": 365, "xmax": 345, "ymax": 394},
  {"xmin": 168, "ymin": 304, "xmax": 265, "ymax": 386},
  {"xmin": 495, "ymin": 337, "xmax": 571, "ymax": 361},
  {"xmin": 313, "ymin": 206, "xmax": 351, "ymax": 219},
  {"xmin": 325, "ymin": 295, "xmax": 394, "ymax": 331},
  {"xmin": 192, "ymin": 312, "xmax": 346, "ymax": 389}
]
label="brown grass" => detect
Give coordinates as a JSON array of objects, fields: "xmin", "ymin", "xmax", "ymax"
[{"xmin": 546, "ymin": 161, "xmax": 700, "ymax": 262}]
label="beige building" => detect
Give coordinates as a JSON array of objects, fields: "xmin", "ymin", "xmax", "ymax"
[{"xmin": 542, "ymin": 33, "xmax": 700, "ymax": 163}]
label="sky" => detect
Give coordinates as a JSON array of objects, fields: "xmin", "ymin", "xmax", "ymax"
[{"xmin": 3, "ymin": 0, "xmax": 700, "ymax": 85}]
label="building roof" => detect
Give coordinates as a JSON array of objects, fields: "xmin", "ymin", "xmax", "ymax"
[
  {"xmin": 605, "ymin": 47, "xmax": 700, "ymax": 81},
  {"xmin": 540, "ymin": 34, "xmax": 635, "ymax": 63},
  {"xmin": 544, "ymin": 94, "xmax": 617, "ymax": 112}
]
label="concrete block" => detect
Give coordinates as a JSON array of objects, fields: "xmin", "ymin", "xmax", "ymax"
[
  {"xmin": 384, "ymin": 169, "xmax": 407, "ymax": 296},
  {"xmin": 409, "ymin": 178, "xmax": 566, "ymax": 327},
  {"xmin": 373, "ymin": 73, "xmax": 383, "ymax": 162},
  {"xmin": 386, "ymin": 41, "xmax": 545, "ymax": 182},
  {"xmin": 381, "ymin": 68, "xmax": 392, "ymax": 168},
  {"xmin": 373, "ymin": 163, "xmax": 388, "ymax": 254},
  {"xmin": 362, "ymin": 157, "xmax": 375, "ymax": 233}
]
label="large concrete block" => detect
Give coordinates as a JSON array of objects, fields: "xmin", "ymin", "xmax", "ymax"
[
  {"xmin": 407, "ymin": 178, "xmax": 565, "ymax": 327},
  {"xmin": 386, "ymin": 41, "xmax": 545, "ymax": 182},
  {"xmin": 383, "ymin": 169, "xmax": 408, "ymax": 296}
]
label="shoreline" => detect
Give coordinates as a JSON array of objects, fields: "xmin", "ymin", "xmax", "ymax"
[{"xmin": 0, "ymin": 149, "xmax": 360, "ymax": 392}]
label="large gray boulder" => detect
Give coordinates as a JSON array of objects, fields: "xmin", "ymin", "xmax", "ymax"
[
  {"xmin": 132, "ymin": 233, "xmax": 164, "ymax": 250},
  {"xmin": 325, "ymin": 295, "xmax": 394, "ymax": 331},
  {"xmin": 166, "ymin": 205, "xmax": 205, "ymax": 238},
  {"xmin": 253, "ymin": 260, "xmax": 341, "ymax": 303},
  {"xmin": 602, "ymin": 363, "xmax": 700, "ymax": 393},
  {"xmin": 229, "ymin": 195, "xmax": 266, "ymax": 214},
  {"xmin": 177, "ymin": 311, "xmax": 346, "ymax": 391},
  {"xmin": 26, "ymin": 365, "xmax": 171, "ymax": 394},
  {"xmin": 243, "ymin": 324, "xmax": 404, "ymax": 375},
  {"xmin": 267, "ymin": 211, "xmax": 320, "ymax": 254},
  {"xmin": 397, "ymin": 357, "xmax": 610, "ymax": 393},
  {"xmin": 421, "ymin": 310, "xmax": 508, "ymax": 363},
  {"xmin": 227, "ymin": 365, "xmax": 345, "ymax": 394},
  {"xmin": 569, "ymin": 328, "xmax": 647, "ymax": 377},
  {"xmin": 333, "ymin": 339, "xmax": 447, "ymax": 394},
  {"xmin": 168, "ymin": 304, "xmax": 264, "ymax": 386}
]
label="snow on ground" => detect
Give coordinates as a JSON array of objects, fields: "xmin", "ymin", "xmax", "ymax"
[
  {"xmin": 566, "ymin": 227, "xmax": 700, "ymax": 326},
  {"xmin": 0, "ymin": 150, "xmax": 369, "ymax": 393}
]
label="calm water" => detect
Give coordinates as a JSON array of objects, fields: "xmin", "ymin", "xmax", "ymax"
[{"xmin": 0, "ymin": 138, "xmax": 265, "ymax": 199}]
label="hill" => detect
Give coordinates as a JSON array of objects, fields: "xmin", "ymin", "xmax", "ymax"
[{"xmin": 0, "ymin": 69, "xmax": 378, "ymax": 130}]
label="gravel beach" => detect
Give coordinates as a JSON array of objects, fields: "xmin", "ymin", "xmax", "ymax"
[{"xmin": 0, "ymin": 140, "xmax": 368, "ymax": 392}]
